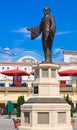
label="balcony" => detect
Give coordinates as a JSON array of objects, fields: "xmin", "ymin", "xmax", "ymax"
[
  {"xmin": 60, "ymin": 87, "xmax": 77, "ymax": 92},
  {"xmin": 0, "ymin": 86, "xmax": 33, "ymax": 92}
]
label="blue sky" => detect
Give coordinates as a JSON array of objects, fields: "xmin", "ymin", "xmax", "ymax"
[{"xmin": 0, "ymin": 0, "xmax": 77, "ymax": 61}]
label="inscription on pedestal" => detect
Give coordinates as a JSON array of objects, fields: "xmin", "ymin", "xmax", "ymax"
[
  {"xmin": 38, "ymin": 112, "xmax": 49, "ymax": 124},
  {"xmin": 24, "ymin": 112, "xmax": 30, "ymax": 124},
  {"xmin": 58, "ymin": 112, "xmax": 66, "ymax": 124}
]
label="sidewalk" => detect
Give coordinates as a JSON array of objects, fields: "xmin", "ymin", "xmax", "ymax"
[
  {"xmin": 74, "ymin": 116, "xmax": 77, "ymax": 130},
  {"xmin": 0, "ymin": 115, "xmax": 17, "ymax": 130}
]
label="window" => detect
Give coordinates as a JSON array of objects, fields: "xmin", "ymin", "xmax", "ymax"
[
  {"xmin": 51, "ymin": 69, "xmax": 56, "ymax": 78},
  {"xmin": 72, "ymin": 76, "xmax": 76, "ymax": 80},
  {"xmin": 24, "ymin": 112, "xmax": 30, "ymax": 124},
  {"xmin": 58, "ymin": 112, "xmax": 66, "ymax": 124},
  {"xmin": 42, "ymin": 69, "xmax": 48, "ymax": 78},
  {"xmin": 7, "ymin": 67, "xmax": 9, "ymax": 69},
  {"xmin": 32, "ymin": 67, "xmax": 34, "ymax": 72},
  {"xmin": 22, "ymin": 58, "xmax": 35, "ymax": 63},
  {"xmin": 38, "ymin": 112, "xmax": 49, "ymax": 124},
  {"xmin": 24, "ymin": 68, "xmax": 27, "ymax": 71},
  {"xmin": 2, "ymin": 67, "xmax": 4, "ymax": 70}
]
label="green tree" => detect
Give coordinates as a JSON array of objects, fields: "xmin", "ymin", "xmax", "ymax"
[
  {"xmin": 64, "ymin": 94, "xmax": 73, "ymax": 105},
  {"xmin": 16, "ymin": 96, "xmax": 25, "ymax": 117}
]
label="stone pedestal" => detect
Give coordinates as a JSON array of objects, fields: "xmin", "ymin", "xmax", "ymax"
[
  {"xmin": 32, "ymin": 63, "xmax": 60, "ymax": 97},
  {"xmin": 19, "ymin": 63, "xmax": 72, "ymax": 130}
]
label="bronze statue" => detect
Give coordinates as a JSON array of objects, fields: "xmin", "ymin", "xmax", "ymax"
[{"xmin": 27, "ymin": 7, "xmax": 56, "ymax": 63}]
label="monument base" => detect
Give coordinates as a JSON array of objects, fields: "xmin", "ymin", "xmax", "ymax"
[
  {"xmin": 19, "ymin": 63, "xmax": 72, "ymax": 130},
  {"xmin": 19, "ymin": 126, "xmax": 72, "ymax": 130},
  {"xmin": 19, "ymin": 97, "xmax": 72, "ymax": 130}
]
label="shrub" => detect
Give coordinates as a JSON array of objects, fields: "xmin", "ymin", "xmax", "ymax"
[
  {"xmin": 16, "ymin": 96, "xmax": 25, "ymax": 117},
  {"xmin": 64, "ymin": 94, "xmax": 75, "ymax": 117}
]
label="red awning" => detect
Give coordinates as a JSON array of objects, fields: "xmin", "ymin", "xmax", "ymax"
[
  {"xmin": 30, "ymin": 72, "xmax": 35, "ymax": 75},
  {"xmin": 1, "ymin": 69, "xmax": 30, "ymax": 76},
  {"xmin": 58, "ymin": 69, "xmax": 77, "ymax": 76}
]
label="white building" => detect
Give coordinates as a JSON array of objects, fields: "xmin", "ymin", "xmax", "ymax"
[{"xmin": 0, "ymin": 49, "xmax": 77, "ymax": 109}]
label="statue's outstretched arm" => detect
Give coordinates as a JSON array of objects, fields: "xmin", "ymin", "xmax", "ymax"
[{"xmin": 27, "ymin": 25, "xmax": 41, "ymax": 39}]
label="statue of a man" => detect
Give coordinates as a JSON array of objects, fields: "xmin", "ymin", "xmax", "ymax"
[{"xmin": 27, "ymin": 7, "xmax": 56, "ymax": 63}]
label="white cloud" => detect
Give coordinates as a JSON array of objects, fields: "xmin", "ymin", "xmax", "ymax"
[
  {"xmin": 12, "ymin": 27, "xmax": 28, "ymax": 33},
  {"xmin": 12, "ymin": 27, "xmax": 77, "ymax": 38},
  {"xmin": 56, "ymin": 30, "xmax": 76, "ymax": 36},
  {"xmin": 12, "ymin": 27, "xmax": 31, "ymax": 38},
  {"xmin": 12, "ymin": 27, "xmax": 41, "ymax": 39}
]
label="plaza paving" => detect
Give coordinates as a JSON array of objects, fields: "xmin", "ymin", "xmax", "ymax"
[
  {"xmin": 74, "ymin": 116, "xmax": 77, "ymax": 130},
  {"xmin": 0, "ymin": 114, "xmax": 76, "ymax": 130},
  {"xmin": 0, "ymin": 115, "xmax": 17, "ymax": 130}
]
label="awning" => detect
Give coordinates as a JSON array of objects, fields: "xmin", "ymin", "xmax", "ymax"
[
  {"xmin": 1, "ymin": 69, "xmax": 30, "ymax": 76},
  {"xmin": 30, "ymin": 72, "xmax": 35, "ymax": 75},
  {"xmin": 58, "ymin": 69, "xmax": 77, "ymax": 76}
]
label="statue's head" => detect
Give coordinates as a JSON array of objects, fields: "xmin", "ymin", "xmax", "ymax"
[{"xmin": 43, "ymin": 7, "xmax": 51, "ymax": 14}]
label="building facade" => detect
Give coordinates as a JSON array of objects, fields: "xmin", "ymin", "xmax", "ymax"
[{"xmin": 0, "ymin": 49, "xmax": 77, "ymax": 109}]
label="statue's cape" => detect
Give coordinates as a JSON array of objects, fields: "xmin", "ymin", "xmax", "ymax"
[{"xmin": 30, "ymin": 25, "xmax": 41, "ymax": 39}]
